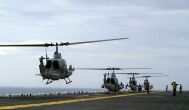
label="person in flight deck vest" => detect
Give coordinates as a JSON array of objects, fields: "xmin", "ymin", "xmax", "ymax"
[
  {"xmin": 179, "ymin": 84, "xmax": 183, "ymax": 94},
  {"xmin": 166, "ymin": 85, "xmax": 168, "ymax": 92},
  {"xmin": 171, "ymin": 82, "xmax": 178, "ymax": 96}
]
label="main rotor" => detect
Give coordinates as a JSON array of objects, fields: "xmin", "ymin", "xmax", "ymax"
[
  {"xmin": 0, "ymin": 38, "xmax": 129, "ymax": 53},
  {"xmin": 0, "ymin": 38, "xmax": 129, "ymax": 47},
  {"xmin": 76, "ymin": 67, "xmax": 151, "ymax": 78}
]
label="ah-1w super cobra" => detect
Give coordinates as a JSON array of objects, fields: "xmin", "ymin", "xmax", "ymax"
[{"xmin": 0, "ymin": 38, "xmax": 128, "ymax": 84}]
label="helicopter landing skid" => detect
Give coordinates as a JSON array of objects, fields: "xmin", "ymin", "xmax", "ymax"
[
  {"xmin": 64, "ymin": 78, "xmax": 72, "ymax": 84},
  {"xmin": 46, "ymin": 79, "xmax": 53, "ymax": 84}
]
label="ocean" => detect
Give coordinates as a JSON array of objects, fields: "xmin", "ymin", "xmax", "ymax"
[{"xmin": 0, "ymin": 87, "xmax": 105, "ymax": 95}]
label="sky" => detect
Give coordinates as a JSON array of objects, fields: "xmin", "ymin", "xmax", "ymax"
[{"xmin": 0, "ymin": 0, "xmax": 188, "ymax": 90}]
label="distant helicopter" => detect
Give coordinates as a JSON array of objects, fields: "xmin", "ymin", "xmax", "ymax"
[
  {"xmin": 102, "ymin": 68, "xmax": 124, "ymax": 92},
  {"xmin": 115, "ymin": 73, "xmax": 162, "ymax": 91},
  {"xmin": 135, "ymin": 75, "xmax": 168, "ymax": 93},
  {"xmin": 76, "ymin": 68, "xmax": 151, "ymax": 92},
  {"xmin": 0, "ymin": 38, "xmax": 128, "ymax": 84},
  {"xmin": 115, "ymin": 73, "xmax": 144, "ymax": 91}
]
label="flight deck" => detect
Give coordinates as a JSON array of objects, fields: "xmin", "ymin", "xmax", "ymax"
[{"xmin": 0, "ymin": 92, "xmax": 188, "ymax": 110}]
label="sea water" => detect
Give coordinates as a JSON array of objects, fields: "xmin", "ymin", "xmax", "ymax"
[{"xmin": 0, "ymin": 87, "xmax": 105, "ymax": 95}]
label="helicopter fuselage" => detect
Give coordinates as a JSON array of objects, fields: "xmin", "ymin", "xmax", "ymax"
[
  {"xmin": 102, "ymin": 74, "xmax": 124, "ymax": 92},
  {"xmin": 126, "ymin": 77, "xmax": 138, "ymax": 91},
  {"xmin": 39, "ymin": 52, "xmax": 74, "ymax": 84},
  {"xmin": 143, "ymin": 79, "xmax": 153, "ymax": 92}
]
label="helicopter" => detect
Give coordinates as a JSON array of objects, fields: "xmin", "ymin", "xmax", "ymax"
[
  {"xmin": 76, "ymin": 68, "xmax": 151, "ymax": 92},
  {"xmin": 0, "ymin": 38, "xmax": 128, "ymax": 84},
  {"xmin": 115, "ymin": 73, "xmax": 144, "ymax": 91},
  {"xmin": 101, "ymin": 68, "xmax": 124, "ymax": 92},
  {"xmin": 115, "ymin": 73, "xmax": 162, "ymax": 91},
  {"xmin": 134, "ymin": 75, "xmax": 168, "ymax": 93}
]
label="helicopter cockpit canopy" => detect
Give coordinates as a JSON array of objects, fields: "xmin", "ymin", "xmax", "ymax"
[
  {"xmin": 45, "ymin": 59, "xmax": 67, "ymax": 70},
  {"xmin": 53, "ymin": 60, "xmax": 60, "ymax": 69},
  {"xmin": 111, "ymin": 78, "xmax": 116, "ymax": 84},
  {"xmin": 129, "ymin": 80, "xmax": 137, "ymax": 85},
  {"xmin": 45, "ymin": 60, "xmax": 52, "ymax": 69},
  {"xmin": 45, "ymin": 60, "xmax": 60, "ymax": 69},
  {"xmin": 144, "ymin": 81, "xmax": 150, "ymax": 86},
  {"xmin": 107, "ymin": 78, "xmax": 117, "ymax": 84}
]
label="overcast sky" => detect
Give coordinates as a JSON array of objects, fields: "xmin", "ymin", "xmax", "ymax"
[{"xmin": 0, "ymin": 0, "xmax": 188, "ymax": 90}]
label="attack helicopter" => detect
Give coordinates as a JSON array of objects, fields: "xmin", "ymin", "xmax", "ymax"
[
  {"xmin": 76, "ymin": 68, "xmax": 151, "ymax": 92},
  {"xmin": 115, "ymin": 73, "xmax": 162, "ymax": 91},
  {"xmin": 0, "ymin": 38, "xmax": 128, "ymax": 84},
  {"xmin": 101, "ymin": 68, "xmax": 124, "ymax": 92},
  {"xmin": 135, "ymin": 75, "xmax": 168, "ymax": 93},
  {"xmin": 116, "ymin": 73, "xmax": 141, "ymax": 91}
]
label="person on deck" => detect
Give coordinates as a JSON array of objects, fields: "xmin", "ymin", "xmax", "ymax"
[{"xmin": 171, "ymin": 82, "xmax": 178, "ymax": 96}]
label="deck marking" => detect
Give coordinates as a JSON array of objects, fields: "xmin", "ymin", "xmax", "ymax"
[{"xmin": 0, "ymin": 92, "xmax": 156, "ymax": 110}]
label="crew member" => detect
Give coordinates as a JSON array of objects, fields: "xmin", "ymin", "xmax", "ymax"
[
  {"xmin": 171, "ymin": 82, "xmax": 178, "ymax": 96},
  {"xmin": 166, "ymin": 85, "xmax": 168, "ymax": 92},
  {"xmin": 179, "ymin": 84, "xmax": 183, "ymax": 94}
]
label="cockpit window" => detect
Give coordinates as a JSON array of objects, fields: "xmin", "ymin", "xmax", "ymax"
[
  {"xmin": 132, "ymin": 81, "xmax": 136, "ymax": 85},
  {"xmin": 45, "ymin": 60, "xmax": 52, "ymax": 69},
  {"xmin": 53, "ymin": 61, "xmax": 60, "ymax": 69},
  {"xmin": 111, "ymin": 79, "xmax": 115, "ymax": 84},
  {"xmin": 107, "ymin": 78, "xmax": 110, "ymax": 83}
]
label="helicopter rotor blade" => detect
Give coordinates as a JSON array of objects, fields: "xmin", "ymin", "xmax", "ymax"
[
  {"xmin": 120, "ymin": 68, "xmax": 151, "ymax": 69},
  {"xmin": 0, "ymin": 38, "xmax": 128, "ymax": 47},
  {"xmin": 115, "ymin": 73, "xmax": 163, "ymax": 75},
  {"xmin": 126, "ymin": 75, "xmax": 168, "ymax": 78},
  {"xmin": 0, "ymin": 43, "xmax": 54, "ymax": 47},
  {"xmin": 75, "ymin": 68, "xmax": 112, "ymax": 70},
  {"xmin": 141, "ymin": 75, "xmax": 168, "ymax": 78},
  {"xmin": 75, "ymin": 67, "xmax": 151, "ymax": 70},
  {"xmin": 59, "ymin": 38, "xmax": 129, "ymax": 46}
]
